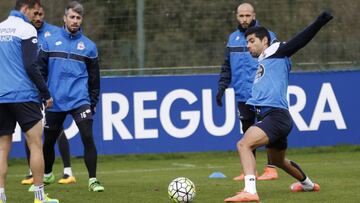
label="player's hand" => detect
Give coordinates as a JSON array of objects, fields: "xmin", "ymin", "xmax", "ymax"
[
  {"xmin": 91, "ymin": 105, "xmax": 96, "ymax": 115},
  {"xmin": 216, "ymin": 90, "xmax": 224, "ymax": 107},
  {"xmin": 44, "ymin": 97, "xmax": 53, "ymax": 109},
  {"xmin": 318, "ymin": 10, "xmax": 333, "ymax": 22}
]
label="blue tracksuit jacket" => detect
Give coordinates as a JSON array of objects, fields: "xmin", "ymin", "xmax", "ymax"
[
  {"xmin": 37, "ymin": 21, "xmax": 60, "ymax": 48},
  {"xmin": 38, "ymin": 27, "xmax": 100, "ymax": 112},
  {"xmin": 0, "ymin": 10, "xmax": 50, "ymax": 103},
  {"xmin": 218, "ymin": 20, "xmax": 276, "ymax": 102}
]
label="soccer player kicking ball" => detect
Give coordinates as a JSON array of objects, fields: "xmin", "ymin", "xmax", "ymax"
[
  {"xmin": 224, "ymin": 11, "xmax": 333, "ymax": 202},
  {"xmin": 217, "ymin": 2, "xmax": 279, "ymax": 182}
]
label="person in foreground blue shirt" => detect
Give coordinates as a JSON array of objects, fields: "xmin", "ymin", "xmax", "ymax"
[
  {"xmin": 37, "ymin": 1, "xmax": 104, "ymax": 193},
  {"xmin": 0, "ymin": 1, "xmax": 58, "ymax": 203},
  {"xmin": 224, "ymin": 11, "xmax": 333, "ymax": 202},
  {"xmin": 23, "ymin": 5, "xmax": 76, "ymax": 187},
  {"xmin": 216, "ymin": 2, "xmax": 279, "ymax": 182}
]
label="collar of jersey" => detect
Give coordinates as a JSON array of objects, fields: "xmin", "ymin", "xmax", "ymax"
[
  {"xmin": 258, "ymin": 42, "xmax": 280, "ymax": 61},
  {"xmin": 9, "ymin": 10, "xmax": 30, "ymax": 23},
  {"xmin": 60, "ymin": 26, "xmax": 82, "ymax": 40},
  {"xmin": 237, "ymin": 19, "xmax": 259, "ymax": 33}
]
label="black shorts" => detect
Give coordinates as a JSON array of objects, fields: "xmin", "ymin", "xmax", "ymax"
[
  {"xmin": 237, "ymin": 102, "xmax": 256, "ymax": 122},
  {"xmin": 44, "ymin": 104, "xmax": 93, "ymax": 131},
  {"xmin": 254, "ymin": 107, "xmax": 293, "ymax": 150},
  {"xmin": 0, "ymin": 102, "xmax": 43, "ymax": 135}
]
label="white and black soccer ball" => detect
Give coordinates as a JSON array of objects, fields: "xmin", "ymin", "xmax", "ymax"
[{"xmin": 168, "ymin": 177, "xmax": 196, "ymax": 203}]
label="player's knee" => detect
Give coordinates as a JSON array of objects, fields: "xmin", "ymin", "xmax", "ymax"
[
  {"xmin": 25, "ymin": 134, "xmax": 42, "ymax": 149},
  {"xmin": 237, "ymin": 139, "xmax": 252, "ymax": 151},
  {"xmin": 80, "ymin": 132, "xmax": 95, "ymax": 149},
  {"xmin": 82, "ymin": 135, "xmax": 93, "ymax": 145}
]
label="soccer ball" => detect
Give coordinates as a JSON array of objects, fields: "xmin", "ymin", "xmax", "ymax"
[{"xmin": 168, "ymin": 177, "xmax": 196, "ymax": 203}]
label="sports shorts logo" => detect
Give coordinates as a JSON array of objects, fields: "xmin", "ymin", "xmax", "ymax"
[{"xmin": 80, "ymin": 109, "xmax": 92, "ymax": 119}]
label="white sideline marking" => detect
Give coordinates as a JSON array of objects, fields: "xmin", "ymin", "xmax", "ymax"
[
  {"xmin": 172, "ymin": 163, "xmax": 196, "ymax": 167},
  {"xmin": 8, "ymin": 160, "xmax": 343, "ymax": 178},
  {"xmin": 7, "ymin": 165, "xmax": 230, "ymax": 178}
]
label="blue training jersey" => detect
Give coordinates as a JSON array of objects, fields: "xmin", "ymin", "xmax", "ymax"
[
  {"xmin": 246, "ymin": 11, "xmax": 333, "ymax": 109},
  {"xmin": 38, "ymin": 27, "xmax": 100, "ymax": 112},
  {"xmin": 37, "ymin": 22, "xmax": 60, "ymax": 49},
  {"xmin": 218, "ymin": 20, "xmax": 277, "ymax": 102},
  {"xmin": 0, "ymin": 10, "xmax": 46, "ymax": 103},
  {"xmin": 246, "ymin": 42, "xmax": 291, "ymax": 109}
]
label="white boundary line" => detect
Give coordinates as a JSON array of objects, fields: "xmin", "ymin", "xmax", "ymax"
[{"xmin": 7, "ymin": 164, "xmax": 233, "ymax": 178}]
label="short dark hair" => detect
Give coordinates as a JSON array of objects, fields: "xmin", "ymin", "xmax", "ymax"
[
  {"xmin": 15, "ymin": 0, "xmax": 41, "ymax": 10},
  {"xmin": 245, "ymin": 26, "xmax": 271, "ymax": 46},
  {"xmin": 65, "ymin": 1, "xmax": 84, "ymax": 16}
]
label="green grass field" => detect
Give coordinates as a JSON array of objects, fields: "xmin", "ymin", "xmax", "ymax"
[{"xmin": 5, "ymin": 145, "xmax": 360, "ymax": 203}]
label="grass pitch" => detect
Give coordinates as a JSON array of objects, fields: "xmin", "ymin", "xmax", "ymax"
[{"xmin": 5, "ymin": 145, "xmax": 360, "ymax": 202}]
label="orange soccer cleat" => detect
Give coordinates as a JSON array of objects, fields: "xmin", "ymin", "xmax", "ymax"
[
  {"xmin": 21, "ymin": 175, "xmax": 34, "ymax": 185},
  {"xmin": 224, "ymin": 191, "xmax": 260, "ymax": 202},
  {"xmin": 290, "ymin": 182, "xmax": 320, "ymax": 192},
  {"xmin": 58, "ymin": 174, "xmax": 76, "ymax": 184},
  {"xmin": 257, "ymin": 167, "xmax": 278, "ymax": 181},
  {"xmin": 233, "ymin": 172, "xmax": 258, "ymax": 181},
  {"xmin": 233, "ymin": 173, "xmax": 245, "ymax": 181}
]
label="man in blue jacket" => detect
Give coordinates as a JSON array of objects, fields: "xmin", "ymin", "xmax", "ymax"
[
  {"xmin": 0, "ymin": 1, "xmax": 59, "ymax": 203},
  {"xmin": 224, "ymin": 11, "xmax": 333, "ymax": 202},
  {"xmin": 216, "ymin": 3, "xmax": 278, "ymax": 181},
  {"xmin": 37, "ymin": 1, "xmax": 104, "ymax": 192},
  {"xmin": 33, "ymin": 6, "xmax": 60, "ymax": 47},
  {"xmin": 23, "ymin": 5, "xmax": 76, "ymax": 186}
]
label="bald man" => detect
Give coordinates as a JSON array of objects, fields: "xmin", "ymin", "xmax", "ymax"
[{"xmin": 216, "ymin": 3, "xmax": 278, "ymax": 181}]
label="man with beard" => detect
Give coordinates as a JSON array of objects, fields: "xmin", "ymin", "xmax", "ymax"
[
  {"xmin": 37, "ymin": 1, "xmax": 104, "ymax": 192},
  {"xmin": 224, "ymin": 11, "xmax": 333, "ymax": 202},
  {"xmin": 216, "ymin": 3, "xmax": 278, "ymax": 181},
  {"xmin": 23, "ymin": 5, "xmax": 76, "ymax": 187}
]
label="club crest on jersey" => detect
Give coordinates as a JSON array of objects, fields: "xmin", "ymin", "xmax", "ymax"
[
  {"xmin": 44, "ymin": 31, "xmax": 51, "ymax": 38},
  {"xmin": 254, "ymin": 64, "xmax": 265, "ymax": 83},
  {"xmin": 77, "ymin": 41, "xmax": 85, "ymax": 50}
]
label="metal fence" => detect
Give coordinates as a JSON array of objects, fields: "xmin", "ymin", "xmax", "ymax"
[{"xmin": 0, "ymin": 0, "xmax": 358, "ymax": 75}]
